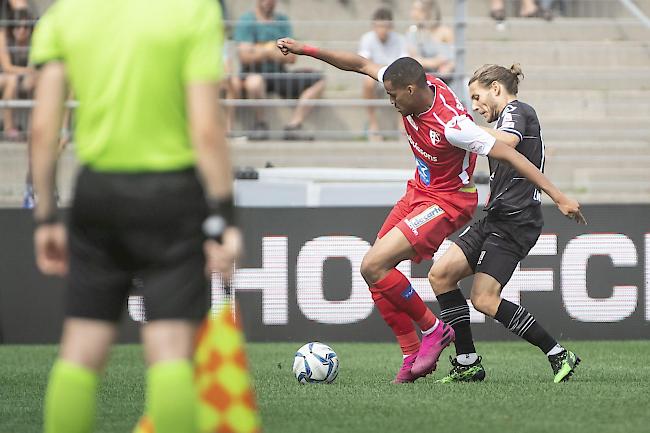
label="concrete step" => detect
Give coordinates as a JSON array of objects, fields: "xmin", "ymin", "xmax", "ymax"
[
  {"xmin": 304, "ymin": 40, "xmax": 650, "ymax": 68},
  {"xmin": 230, "ymin": 99, "xmax": 650, "ymax": 139},
  {"xmin": 519, "ymin": 90, "xmax": 650, "ymax": 117},
  {"xmin": 2, "ymin": 138, "xmax": 649, "ymax": 205},
  {"xmin": 285, "ymin": 18, "xmax": 650, "ymax": 43},
  {"xmin": 465, "ymin": 41, "xmax": 650, "ymax": 68},
  {"xmin": 315, "ymin": 67, "xmax": 650, "ymax": 94},
  {"xmin": 313, "ymin": 89, "xmax": 650, "ymax": 118},
  {"xmin": 547, "ymin": 141, "xmax": 650, "ymax": 153},
  {"xmin": 224, "ymin": 0, "xmax": 629, "ymax": 22},
  {"xmin": 465, "ymin": 18, "xmax": 650, "ymax": 42}
]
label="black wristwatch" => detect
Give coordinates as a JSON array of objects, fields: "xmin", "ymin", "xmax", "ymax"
[
  {"xmin": 34, "ymin": 213, "xmax": 61, "ymax": 228},
  {"xmin": 203, "ymin": 196, "xmax": 235, "ymax": 240}
]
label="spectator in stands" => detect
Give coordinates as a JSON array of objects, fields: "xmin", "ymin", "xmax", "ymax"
[
  {"xmin": 406, "ymin": 0, "xmax": 455, "ymax": 84},
  {"xmin": 358, "ymin": 7, "xmax": 408, "ymax": 140},
  {"xmin": 0, "ymin": 7, "xmax": 35, "ymax": 140},
  {"xmin": 489, "ymin": 0, "xmax": 554, "ymax": 21},
  {"xmin": 233, "ymin": 0, "xmax": 325, "ymax": 140}
]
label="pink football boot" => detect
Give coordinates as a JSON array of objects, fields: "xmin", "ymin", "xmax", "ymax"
[
  {"xmin": 393, "ymin": 353, "xmax": 419, "ymax": 384},
  {"xmin": 411, "ymin": 322, "xmax": 455, "ymax": 377}
]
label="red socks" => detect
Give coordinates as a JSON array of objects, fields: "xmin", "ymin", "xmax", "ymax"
[
  {"xmin": 370, "ymin": 269, "xmax": 439, "ymax": 355},
  {"xmin": 372, "ymin": 269, "xmax": 437, "ymax": 329},
  {"xmin": 371, "ymin": 292, "xmax": 420, "ymax": 355}
]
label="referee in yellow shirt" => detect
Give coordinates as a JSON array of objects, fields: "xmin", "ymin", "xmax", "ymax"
[{"xmin": 29, "ymin": 1, "xmax": 241, "ymax": 432}]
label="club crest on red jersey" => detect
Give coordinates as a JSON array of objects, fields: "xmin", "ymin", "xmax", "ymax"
[{"xmin": 429, "ymin": 130, "xmax": 441, "ymax": 146}]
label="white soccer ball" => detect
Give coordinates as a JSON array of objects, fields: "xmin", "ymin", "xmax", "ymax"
[{"xmin": 292, "ymin": 342, "xmax": 339, "ymax": 384}]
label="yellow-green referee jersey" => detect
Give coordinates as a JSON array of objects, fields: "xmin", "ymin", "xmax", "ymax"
[{"xmin": 30, "ymin": 0, "xmax": 224, "ymax": 172}]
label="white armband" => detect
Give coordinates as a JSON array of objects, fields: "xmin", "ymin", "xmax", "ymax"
[
  {"xmin": 377, "ymin": 65, "xmax": 388, "ymax": 83},
  {"xmin": 444, "ymin": 115, "xmax": 496, "ymax": 156}
]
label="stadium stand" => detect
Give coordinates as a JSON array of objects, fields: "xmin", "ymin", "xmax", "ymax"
[{"xmin": 1, "ymin": 0, "xmax": 649, "ymax": 206}]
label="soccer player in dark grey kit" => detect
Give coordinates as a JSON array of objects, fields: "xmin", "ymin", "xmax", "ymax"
[
  {"xmin": 430, "ymin": 63, "xmax": 586, "ymax": 383},
  {"xmin": 29, "ymin": 1, "xmax": 241, "ymax": 432}
]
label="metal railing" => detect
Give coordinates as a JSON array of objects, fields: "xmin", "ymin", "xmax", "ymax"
[{"xmin": 1, "ymin": 1, "xmax": 649, "ymax": 142}]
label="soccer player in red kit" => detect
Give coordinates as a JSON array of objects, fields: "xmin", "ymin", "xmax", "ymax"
[{"xmin": 277, "ymin": 38, "xmax": 583, "ymax": 383}]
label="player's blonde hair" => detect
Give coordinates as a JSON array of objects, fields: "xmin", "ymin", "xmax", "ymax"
[{"xmin": 468, "ymin": 64, "xmax": 524, "ymax": 95}]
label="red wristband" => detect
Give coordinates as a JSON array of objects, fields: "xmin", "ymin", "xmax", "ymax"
[{"xmin": 302, "ymin": 44, "xmax": 319, "ymax": 57}]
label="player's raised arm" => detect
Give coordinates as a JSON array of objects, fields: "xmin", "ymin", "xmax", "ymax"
[
  {"xmin": 277, "ymin": 37, "xmax": 383, "ymax": 81},
  {"xmin": 444, "ymin": 115, "xmax": 586, "ymax": 224},
  {"xmin": 488, "ymin": 142, "xmax": 586, "ymax": 224}
]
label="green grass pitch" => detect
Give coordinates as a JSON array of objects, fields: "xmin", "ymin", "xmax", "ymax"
[{"xmin": 1, "ymin": 341, "xmax": 649, "ymax": 433}]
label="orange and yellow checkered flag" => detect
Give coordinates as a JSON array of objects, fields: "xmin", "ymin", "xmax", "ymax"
[{"xmin": 134, "ymin": 302, "xmax": 261, "ymax": 433}]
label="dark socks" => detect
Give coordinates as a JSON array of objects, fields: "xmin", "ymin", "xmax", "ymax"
[
  {"xmin": 494, "ymin": 299, "xmax": 557, "ymax": 354},
  {"xmin": 437, "ymin": 288, "xmax": 476, "ymax": 356}
]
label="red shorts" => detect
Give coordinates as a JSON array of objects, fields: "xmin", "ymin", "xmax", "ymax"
[{"xmin": 377, "ymin": 186, "xmax": 478, "ymax": 263}]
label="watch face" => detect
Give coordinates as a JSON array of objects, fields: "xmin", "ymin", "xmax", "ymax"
[{"xmin": 203, "ymin": 215, "xmax": 226, "ymax": 238}]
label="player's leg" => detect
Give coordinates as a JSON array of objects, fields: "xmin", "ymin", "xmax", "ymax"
[
  {"xmin": 389, "ymin": 201, "xmax": 471, "ymax": 377},
  {"xmin": 361, "ymin": 195, "xmax": 433, "ymax": 382},
  {"xmin": 361, "ymin": 225, "xmax": 442, "ymax": 335},
  {"xmin": 361, "ymin": 226, "xmax": 441, "ymax": 382},
  {"xmin": 470, "ymin": 224, "xmax": 580, "ymax": 382},
  {"xmin": 429, "ymin": 242, "xmax": 486, "ymax": 382}
]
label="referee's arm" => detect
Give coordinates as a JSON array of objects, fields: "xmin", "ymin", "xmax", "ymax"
[
  {"xmin": 187, "ymin": 82, "xmax": 242, "ymax": 279},
  {"xmin": 31, "ymin": 61, "xmax": 68, "ymax": 275},
  {"xmin": 187, "ymin": 82, "xmax": 233, "ymax": 201},
  {"xmin": 32, "ymin": 62, "xmax": 66, "ymax": 222}
]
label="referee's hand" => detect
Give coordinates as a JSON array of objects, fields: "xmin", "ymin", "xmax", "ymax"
[
  {"xmin": 204, "ymin": 227, "xmax": 243, "ymax": 282},
  {"xmin": 34, "ymin": 223, "xmax": 68, "ymax": 276}
]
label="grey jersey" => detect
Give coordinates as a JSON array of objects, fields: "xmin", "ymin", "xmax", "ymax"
[{"xmin": 485, "ymin": 100, "xmax": 545, "ymax": 224}]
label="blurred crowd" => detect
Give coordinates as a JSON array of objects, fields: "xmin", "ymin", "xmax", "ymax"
[
  {"xmin": 225, "ymin": 0, "xmax": 458, "ymax": 140},
  {"xmin": 0, "ymin": 0, "xmax": 35, "ymax": 141},
  {"xmin": 0, "ymin": 0, "xmax": 573, "ymax": 144},
  {"xmin": 0, "ymin": 0, "xmax": 600, "ymax": 208},
  {"xmin": 224, "ymin": 0, "xmax": 569, "ymax": 140}
]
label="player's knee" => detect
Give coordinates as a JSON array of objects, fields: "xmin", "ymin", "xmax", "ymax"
[
  {"xmin": 360, "ymin": 253, "xmax": 383, "ymax": 286},
  {"xmin": 470, "ymin": 290, "xmax": 498, "ymax": 316},
  {"xmin": 428, "ymin": 263, "xmax": 453, "ymax": 294}
]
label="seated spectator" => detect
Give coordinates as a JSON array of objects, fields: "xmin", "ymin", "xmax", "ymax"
[
  {"xmin": 406, "ymin": 0, "xmax": 455, "ymax": 84},
  {"xmin": 358, "ymin": 8, "xmax": 408, "ymax": 140},
  {"xmin": 0, "ymin": 7, "xmax": 35, "ymax": 140},
  {"xmin": 233, "ymin": 0, "xmax": 325, "ymax": 140}
]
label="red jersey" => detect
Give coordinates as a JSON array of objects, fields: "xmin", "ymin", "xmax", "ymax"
[{"xmin": 401, "ymin": 75, "xmax": 477, "ymax": 194}]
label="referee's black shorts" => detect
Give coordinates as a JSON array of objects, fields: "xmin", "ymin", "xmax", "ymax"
[
  {"xmin": 66, "ymin": 167, "xmax": 210, "ymax": 322},
  {"xmin": 454, "ymin": 207, "xmax": 543, "ymax": 288}
]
